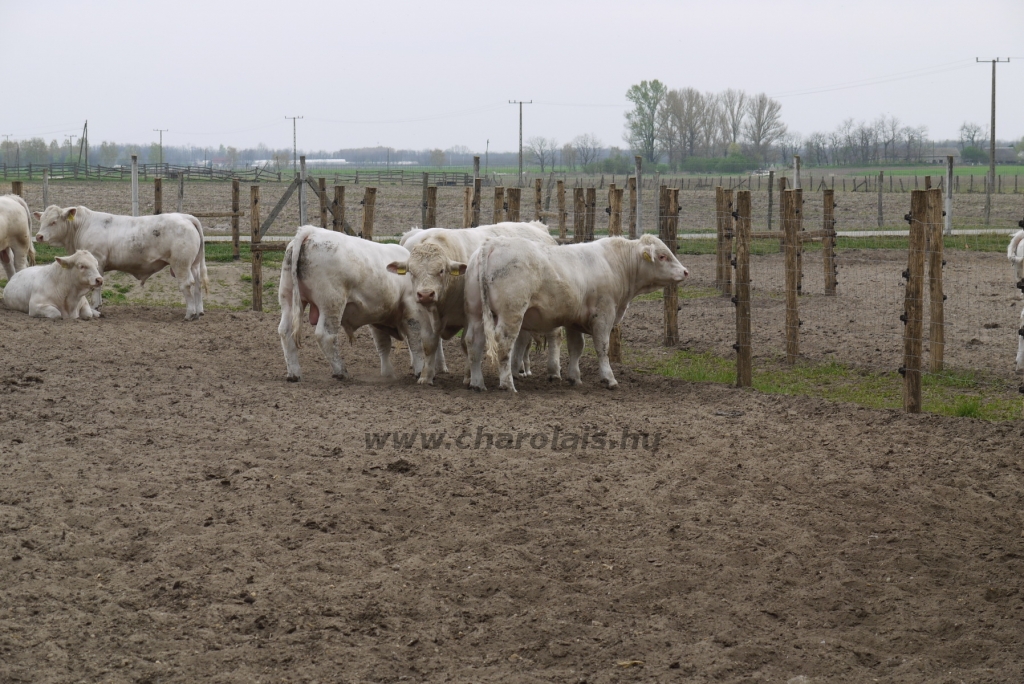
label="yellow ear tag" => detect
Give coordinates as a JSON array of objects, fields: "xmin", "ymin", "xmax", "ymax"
[
  {"xmin": 642, "ymin": 251, "xmax": 653, "ymax": 262},
  {"xmin": 449, "ymin": 267, "xmax": 462, "ymax": 277},
  {"xmin": 396, "ymin": 266, "xmax": 407, "ymax": 275},
  {"xmin": 59, "ymin": 260, "xmax": 70, "ymax": 269}
]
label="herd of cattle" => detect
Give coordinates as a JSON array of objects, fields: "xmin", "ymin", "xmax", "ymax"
[{"xmin": 3, "ymin": 191, "xmax": 1023, "ymax": 384}]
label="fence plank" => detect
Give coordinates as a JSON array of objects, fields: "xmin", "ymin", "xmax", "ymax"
[
  {"xmin": 735, "ymin": 191, "xmax": 752, "ymax": 387},
  {"xmin": 903, "ymin": 191, "xmax": 928, "ymax": 412},
  {"xmin": 783, "ymin": 189, "xmax": 800, "ymax": 363},
  {"xmin": 250, "ymin": 186, "xmax": 263, "ymax": 312},
  {"xmin": 927, "ymin": 187, "xmax": 945, "ymax": 372}
]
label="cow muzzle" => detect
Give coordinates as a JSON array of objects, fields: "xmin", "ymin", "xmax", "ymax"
[
  {"xmin": 417, "ymin": 290, "xmax": 436, "ymax": 304},
  {"xmin": 94, "ymin": 277, "xmax": 104, "ymax": 287},
  {"xmin": 36, "ymin": 234, "xmax": 45, "ymax": 242}
]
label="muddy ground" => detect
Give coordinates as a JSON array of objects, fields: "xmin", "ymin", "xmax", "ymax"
[{"xmin": 2, "ymin": 295, "xmax": 1024, "ymax": 682}]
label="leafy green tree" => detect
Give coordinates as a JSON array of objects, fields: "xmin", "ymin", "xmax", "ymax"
[
  {"xmin": 623, "ymin": 79, "xmax": 667, "ymax": 163},
  {"xmin": 961, "ymin": 146, "xmax": 987, "ymax": 164}
]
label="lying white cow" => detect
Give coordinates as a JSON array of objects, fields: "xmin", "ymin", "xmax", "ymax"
[
  {"xmin": 388, "ymin": 221, "xmax": 560, "ymax": 385},
  {"xmin": 278, "ymin": 225, "xmax": 425, "ymax": 382},
  {"xmin": 0, "ymin": 194, "xmax": 36, "ymax": 278},
  {"xmin": 33, "ymin": 205, "xmax": 208, "ymax": 320},
  {"xmin": 2, "ymin": 249, "xmax": 103, "ymax": 320},
  {"xmin": 1008, "ymin": 229, "xmax": 1024, "ymax": 298},
  {"xmin": 465, "ymin": 234, "xmax": 689, "ymax": 392}
]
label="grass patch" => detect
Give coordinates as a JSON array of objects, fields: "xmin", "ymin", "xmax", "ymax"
[
  {"xmin": 0, "ymin": 279, "xmax": 6, "ymax": 289},
  {"xmin": 649, "ymin": 349, "xmax": 1022, "ymax": 421}
]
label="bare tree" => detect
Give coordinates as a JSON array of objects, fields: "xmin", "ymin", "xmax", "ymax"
[
  {"xmin": 526, "ymin": 136, "xmax": 558, "ymax": 172},
  {"xmin": 743, "ymin": 93, "xmax": 787, "ymax": 162},
  {"xmin": 572, "ymin": 133, "xmax": 603, "ymax": 169},
  {"xmin": 561, "ymin": 143, "xmax": 577, "ymax": 172},
  {"xmin": 720, "ymin": 88, "xmax": 747, "ymax": 145},
  {"xmin": 959, "ymin": 121, "xmax": 984, "ymax": 151},
  {"xmin": 805, "ymin": 131, "xmax": 829, "ymax": 165},
  {"xmin": 883, "ymin": 115, "xmax": 901, "ymax": 163}
]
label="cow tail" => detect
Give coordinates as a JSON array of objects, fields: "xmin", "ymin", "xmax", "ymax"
[
  {"xmin": 479, "ymin": 242, "xmax": 500, "ymax": 367},
  {"xmin": 13, "ymin": 194, "xmax": 36, "ymax": 266},
  {"xmin": 188, "ymin": 215, "xmax": 209, "ymax": 294},
  {"xmin": 1008, "ymin": 229, "xmax": 1024, "ymax": 266},
  {"xmin": 289, "ymin": 228, "xmax": 309, "ymax": 349}
]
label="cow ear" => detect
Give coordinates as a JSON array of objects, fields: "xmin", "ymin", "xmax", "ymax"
[
  {"xmin": 55, "ymin": 257, "xmax": 69, "ymax": 269},
  {"xmin": 63, "ymin": 207, "xmax": 77, "ymax": 221},
  {"xmin": 32, "ymin": 211, "xmax": 41, "ymax": 219},
  {"xmin": 641, "ymin": 248, "xmax": 654, "ymax": 263},
  {"xmin": 449, "ymin": 262, "xmax": 467, "ymax": 277},
  {"xmin": 387, "ymin": 261, "xmax": 408, "ymax": 275}
]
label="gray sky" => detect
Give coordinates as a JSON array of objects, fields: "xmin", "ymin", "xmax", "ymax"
[{"xmin": 4, "ymin": 0, "xmax": 1023, "ymax": 153}]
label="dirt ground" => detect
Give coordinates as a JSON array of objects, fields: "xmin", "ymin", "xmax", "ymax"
[{"xmin": 3, "ymin": 298, "xmax": 1024, "ymax": 683}]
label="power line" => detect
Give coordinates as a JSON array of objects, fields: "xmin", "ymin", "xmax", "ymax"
[
  {"xmin": 772, "ymin": 59, "xmax": 976, "ymax": 99},
  {"xmin": 509, "ymin": 100, "xmax": 532, "ymax": 184}
]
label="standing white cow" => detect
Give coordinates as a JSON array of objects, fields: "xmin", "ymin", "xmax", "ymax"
[
  {"xmin": 2, "ymin": 249, "xmax": 103, "ymax": 320},
  {"xmin": 0, "ymin": 194, "xmax": 36, "ymax": 278},
  {"xmin": 387, "ymin": 221, "xmax": 561, "ymax": 385},
  {"xmin": 33, "ymin": 205, "xmax": 208, "ymax": 320},
  {"xmin": 1008, "ymin": 229, "xmax": 1024, "ymax": 298},
  {"xmin": 278, "ymin": 225, "xmax": 425, "ymax": 382},
  {"xmin": 464, "ymin": 234, "xmax": 689, "ymax": 392}
]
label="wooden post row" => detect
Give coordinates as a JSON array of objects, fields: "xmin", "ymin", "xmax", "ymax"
[
  {"xmin": 362, "ymin": 187, "xmax": 377, "ymax": 240},
  {"xmin": 250, "ymin": 186, "xmax": 262, "ymax": 312},
  {"xmin": 493, "ymin": 187, "xmax": 505, "ymax": 225},
  {"xmin": 903, "ymin": 190, "xmax": 928, "ymax": 413},
  {"xmin": 11, "ymin": 180, "xmax": 22, "ymax": 196},
  {"xmin": 231, "ymin": 179, "xmax": 241, "ymax": 260},
  {"xmin": 783, "ymin": 189, "xmax": 800, "ymax": 364},
  {"xmin": 505, "ymin": 187, "xmax": 521, "ymax": 222},
  {"xmin": 734, "ymin": 191, "xmax": 752, "ymax": 387},
  {"xmin": 663, "ymin": 188, "xmax": 679, "ymax": 346}
]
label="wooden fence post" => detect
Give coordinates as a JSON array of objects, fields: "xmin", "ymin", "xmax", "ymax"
[
  {"xmin": 425, "ymin": 186, "xmax": 437, "ymax": 229},
  {"xmin": 715, "ymin": 187, "xmax": 725, "ymax": 291},
  {"xmin": 903, "ymin": 190, "xmax": 928, "ymax": 412},
  {"xmin": 627, "ymin": 176, "xmax": 638, "ymax": 239},
  {"xmin": 585, "ymin": 187, "xmax": 596, "ymax": 241},
  {"xmin": 177, "ymin": 174, "xmax": 185, "ymax": 213},
  {"xmin": 783, "ymin": 189, "xmax": 800, "ymax": 364},
  {"xmin": 794, "ymin": 187, "xmax": 803, "ymax": 295},
  {"xmin": 42, "ymin": 170, "xmax": 48, "ymax": 208},
  {"xmin": 11, "ymin": 180, "xmax": 22, "ymax": 197},
  {"xmin": 534, "ymin": 178, "xmax": 543, "ymax": 221},
  {"xmin": 131, "ymin": 155, "xmax": 139, "ymax": 217},
  {"xmin": 362, "ymin": 187, "xmax": 377, "ymax": 240},
  {"xmin": 927, "ymin": 187, "xmax": 945, "ymax": 373},
  {"xmin": 332, "ymin": 185, "xmax": 345, "ymax": 232},
  {"xmin": 608, "ymin": 185, "xmax": 623, "ymax": 237},
  {"xmin": 421, "ymin": 172, "xmax": 428, "ymax": 227},
  {"xmin": 506, "ymin": 187, "xmax": 521, "ymax": 222},
  {"xmin": 734, "ymin": 191, "xmax": 752, "ymax": 387},
  {"xmin": 463, "ymin": 187, "xmax": 472, "ymax": 228},
  {"xmin": 722, "ymin": 188, "xmax": 734, "ymax": 296},
  {"xmin": 154, "ymin": 178, "xmax": 162, "ymax": 214},
  {"xmin": 766, "ymin": 170, "xmax": 774, "ymax": 232},
  {"xmin": 556, "ymin": 180, "xmax": 566, "ymax": 241},
  {"xmin": 250, "ymin": 186, "xmax": 262, "ymax": 312},
  {"xmin": 298, "ymin": 157, "xmax": 307, "ymax": 226},
  {"xmin": 472, "ymin": 178, "xmax": 482, "ymax": 227},
  {"xmin": 493, "ymin": 187, "xmax": 505, "ymax": 225},
  {"xmin": 572, "ymin": 188, "xmax": 585, "ymax": 242},
  {"xmin": 231, "ymin": 179, "xmax": 240, "ymax": 260},
  {"xmin": 823, "ymin": 188, "xmax": 836, "ymax": 295},
  {"xmin": 319, "ymin": 177, "xmax": 328, "ymax": 228},
  {"xmin": 877, "ymin": 170, "xmax": 884, "ymax": 227},
  {"xmin": 663, "ymin": 188, "xmax": 679, "ymax": 346}
]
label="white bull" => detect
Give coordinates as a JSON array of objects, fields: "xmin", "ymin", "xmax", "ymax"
[
  {"xmin": 278, "ymin": 225, "xmax": 425, "ymax": 382},
  {"xmin": 2, "ymin": 249, "xmax": 103, "ymax": 320},
  {"xmin": 388, "ymin": 221, "xmax": 560, "ymax": 386},
  {"xmin": 1008, "ymin": 229, "xmax": 1024, "ymax": 299},
  {"xmin": 465, "ymin": 234, "xmax": 689, "ymax": 392},
  {"xmin": 33, "ymin": 205, "xmax": 208, "ymax": 320},
  {"xmin": 0, "ymin": 194, "xmax": 36, "ymax": 278}
]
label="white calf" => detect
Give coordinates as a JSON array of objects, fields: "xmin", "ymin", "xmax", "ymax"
[{"xmin": 3, "ymin": 250, "xmax": 103, "ymax": 320}]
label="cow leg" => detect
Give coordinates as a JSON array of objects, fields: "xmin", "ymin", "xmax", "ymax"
[
  {"xmin": 173, "ymin": 264, "xmax": 200, "ymax": 321},
  {"xmin": 465, "ymin": 317, "xmax": 487, "ymax": 391},
  {"xmin": 513, "ymin": 330, "xmax": 532, "ymax": 378},
  {"xmin": 418, "ymin": 324, "xmax": 441, "ymax": 385},
  {"xmin": 1, "ymin": 249, "xmax": 15, "ymax": 279},
  {"xmin": 592, "ymin": 323, "xmax": 618, "ymax": 389},
  {"xmin": 190, "ymin": 261, "xmax": 205, "ymax": 316},
  {"xmin": 278, "ymin": 305, "xmax": 302, "ymax": 382},
  {"xmin": 314, "ymin": 307, "xmax": 348, "ymax": 380},
  {"xmin": 565, "ymin": 329, "xmax": 585, "ymax": 386},
  {"xmin": 28, "ymin": 300, "xmax": 63, "ymax": 319},
  {"xmin": 1016, "ymin": 307, "xmax": 1024, "ymax": 372},
  {"xmin": 546, "ymin": 329, "xmax": 562, "ymax": 381},
  {"xmin": 77, "ymin": 297, "xmax": 100, "ymax": 320},
  {"xmin": 495, "ymin": 318, "xmax": 522, "ymax": 392},
  {"xmin": 436, "ymin": 341, "xmax": 449, "ymax": 374},
  {"xmin": 370, "ymin": 327, "xmax": 397, "ymax": 379}
]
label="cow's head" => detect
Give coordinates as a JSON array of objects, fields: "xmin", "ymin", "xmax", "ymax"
[
  {"xmin": 388, "ymin": 242, "xmax": 466, "ymax": 307},
  {"xmin": 56, "ymin": 249, "xmax": 103, "ymax": 289},
  {"xmin": 635, "ymin": 234, "xmax": 689, "ymax": 290},
  {"xmin": 33, "ymin": 206, "xmax": 77, "ymax": 246}
]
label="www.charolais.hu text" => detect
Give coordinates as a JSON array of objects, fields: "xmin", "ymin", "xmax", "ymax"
[{"xmin": 365, "ymin": 427, "xmax": 663, "ymax": 451}]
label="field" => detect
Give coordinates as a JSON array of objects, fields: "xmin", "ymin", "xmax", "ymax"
[{"xmin": 2, "ymin": 179, "xmax": 1024, "ymax": 682}]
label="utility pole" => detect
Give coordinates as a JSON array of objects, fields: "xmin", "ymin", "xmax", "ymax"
[
  {"xmin": 65, "ymin": 135, "xmax": 78, "ymax": 163},
  {"xmin": 976, "ymin": 57, "xmax": 1010, "ymax": 225},
  {"xmin": 285, "ymin": 116, "xmax": 303, "ymax": 175},
  {"xmin": 509, "ymin": 100, "xmax": 532, "ymax": 186},
  {"xmin": 485, "ymin": 139, "xmax": 489, "ymax": 176},
  {"xmin": 153, "ymin": 128, "xmax": 168, "ymax": 165}
]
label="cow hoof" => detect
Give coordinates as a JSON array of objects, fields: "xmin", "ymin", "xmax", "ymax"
[
  {"xmin": 547, "ymin": 374, "xmax": 561, "ymax": 382},
  {"xmin": 469, "ymin": 384, "xmax": 485, "ymax": 392},
  {"xmin": 286, "ymin": 375, "xmax": 301, "ymax": 383},
  {"xmin": 416, "ymin": 376, "xmax": 434, "ymax": 386},
  {"xmin": 332, "ymin": 373, "xmax": 348, "ymax": 381},
  {"xmin": 569, "ymin": 378, "xmax": 583, "ymax": 387},
  {"xmin": 600, "ymin": 378, "xmax": 619, "ymax": 389}
]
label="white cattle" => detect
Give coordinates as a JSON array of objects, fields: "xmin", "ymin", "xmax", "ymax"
[
  {"xmin": 278, "ymin": 225, "xmax": 425, "ymax": 382},
  {"xmin": 1008, "ymin": 229, "xmax": 1024, "ymax": 298},
  {"xmin": 1017, "ymin": 305, "xmax": 1024, "ymax": 373},
  {"xmin": 2, "ymin": 249, "xmax": 103, "ymax": 320},
  {"xmin": 387, "ymin": 221, "xmax": 560, "ymax": 385},
  {"xmin": 464, "ymin": 234, "xmax": 689, "ymax": 392},
  {"xmin": 0, "ymin": 194, "xmax": 36, "ymax": 279},
  {"xmin": 33, "ymin": 205, "xmax": 208, "ymax": 320}
]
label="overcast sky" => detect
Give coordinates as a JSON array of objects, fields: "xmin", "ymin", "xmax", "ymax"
[{"xmin": 4, "ymin": 0, "xmax": 1023, "ymax": 153}]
